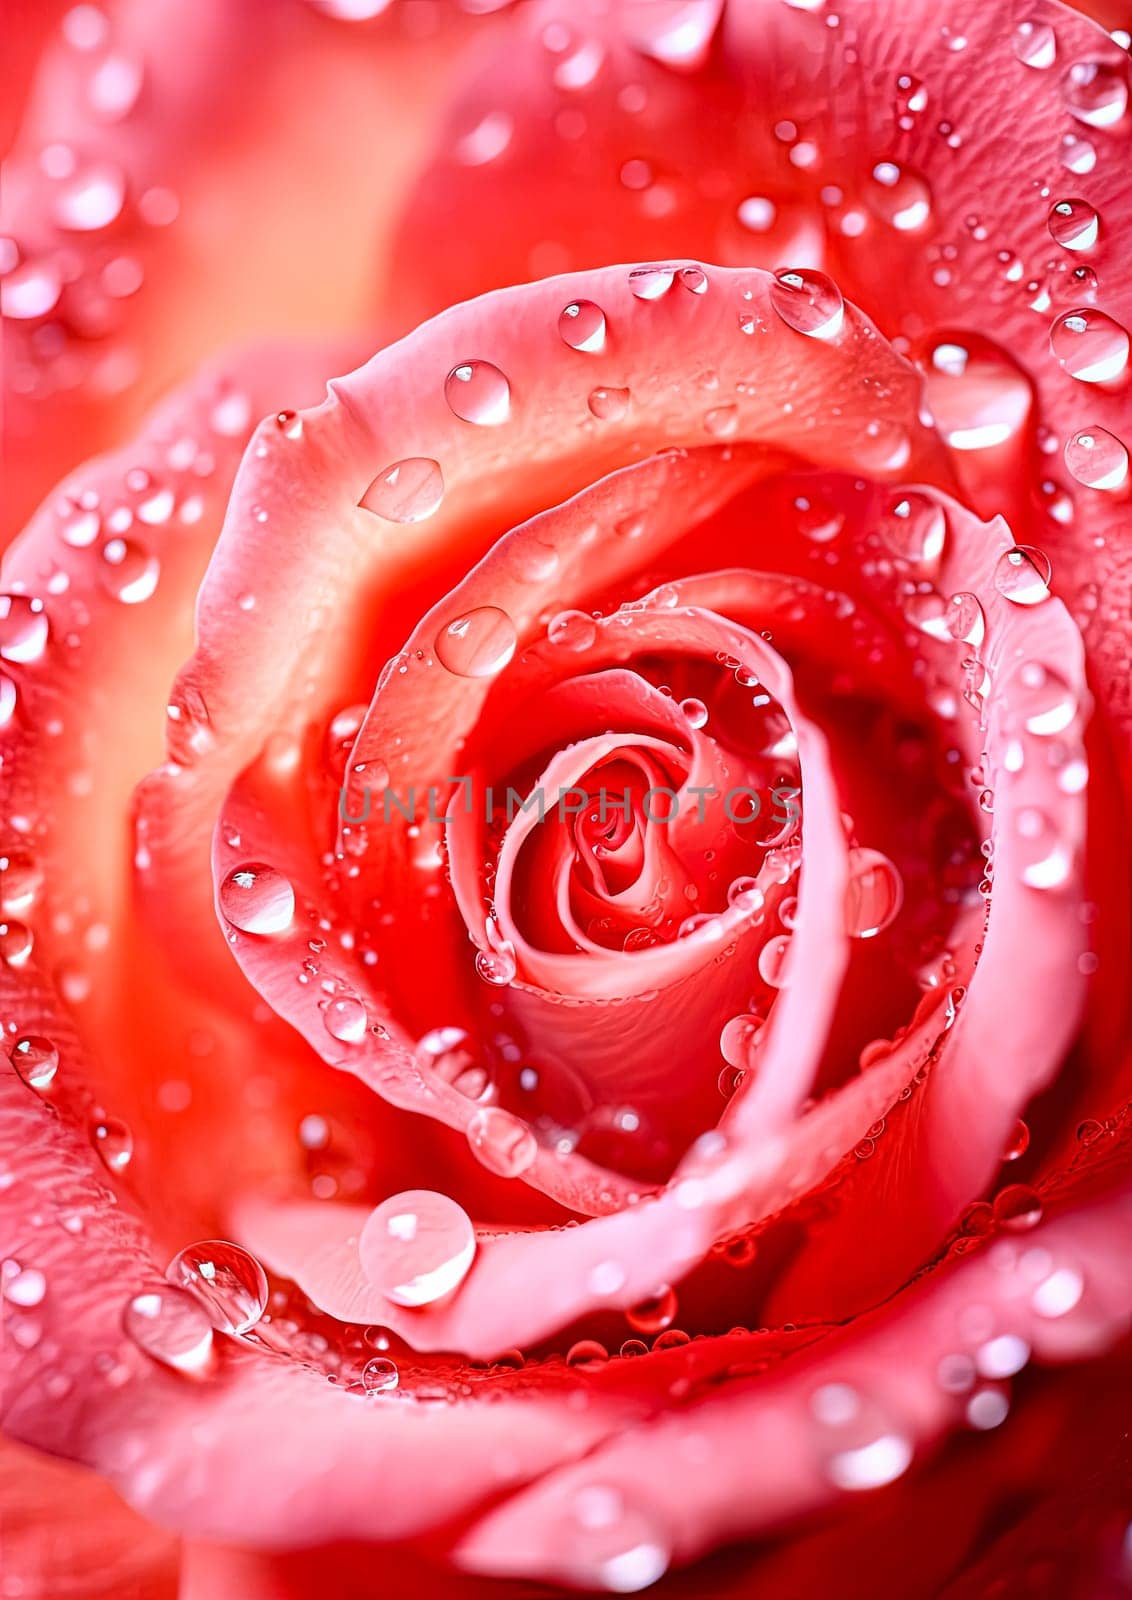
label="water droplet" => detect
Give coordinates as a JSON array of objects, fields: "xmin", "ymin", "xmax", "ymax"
[
  {"xmin": 924, "ymin": 337, "xmax": 1030, "ymax": 451},
  {"xmin": 0, "ymin": 919, "xmax": 32, "ymax": 966},
  {"xmin": 323, "ymin": 994, "xmax": 368, "ymax": 1044},
  {"xmin": 99, "ymin": 538, "xmax": 159, "ymax": 603},
  {"xmin": 548, "ymin": 610, "xmax": 597, "ymax": 651},
  {"xmin": 444, "ymin": 361, "xmax": 510, "ymax": 425},
  {"xmin": 466, "ymin": 1106, "xmax": 537, "ymax": 1177},
  {"xmin": 679, "ymin": 695, "xmax": 708, "ymax": 728},
  {"xmin": 92, "ymin": 1116, "xmax": 133, "ymax": 1173},
  {"xmin": 435, "ymin": 606, "xmax": 517, "ymax": 678},
  {"xmin": 719, "ymin": 1013, "xmax": 762, "ymax": 1069},
  {"xmin": 625, "ymin": 1285, "xmax": 677, "ymax": 1335},
  {"xmin": 1002, "ymin": 1119, "xmax": 1030, "ymax": 1161},
  {"xmin": 628, "ymin": 265, "xmax": 675, "ymax": 300},
  {"xmin": 946, "ymin": 591, "xmax": 985, "ymax": 647},
  {"xmin": 758, "ymin": 932, "xmax": 792, "ymax": 987},
  {"xmin": 623, "ymin": 0, "xmax": 722, "ymax": 71},
  {"xmin": 703, "ymin": 404, "xmax": 738, "ymax": 437},
  {"xmin": 415, "ymin": 1026, "xmax": 491, "ymax": 1100},
  {"xmin": 994, "ymin": 1183, "xmax": 1043, "ymax": 1230},
  {"xmin": 880, "ymin": 493, "xmax": 945, "ymax": 564},
  {"xmin": 1050, "ymin": 308, "xmax": 1129, "ymax": 383},
  {"xmin": 9, "ymin": 1035, "xmax": 59, "ymax": 1092},
  {"xmin": 166, "ymin": 1240, "xmax": 268, "ymax": 1334},
  {"xmin": 588, "ymin": 386, "xmax": 630, "ymax": 421},
  {"xmin": 868, "ymin": 161, "xmax": 932, "ymax": 230},
  {"xmin": 566, "ymin": 1339, "xmax": 609, "ymax": 1367},
  {"xmin": 966, "ymin": 1388, "xmax": 1010, "ymax": 1429},
  {"xmin": 359, "ymin": 1189, "xmax": 476, "ymax": 1306},
  {"xmin": 679, "ymin": 265, "xmax": 708, "ymax": 294},
  {"xmin": 1008, "ymin": 661, "xmax": 1077, "ymax": 736},
  {"xmin": 993, "ymin": 546, "xmax": 1052, "ymax": 606},
  {"xmin": 828, "ymin": 1433, "xmax": 914, "ymax": 1490},
  {"xmin": 1032, "ymin": 1265, "xmax": 1084, "ymax": 1317},
  {"xmin": 1064, "ymin": 426, "xmax": 1128, "ymax": 490},
  {"xmin": 844, "ymin": 848, "xmax": 903, "ymax": 938},
  {"xmin": 2, "ymin": 1265, "xmax": 46, "ymax": 1307},
  {"xmin": 54, "ymin": 161, "xmax": 125, "ymax": 230},
  {"xmin": 1061, "ymin": 59, "xmax": 1128, "ymax": 128},
  {"xmin": 1, "ymin": 260, "xmax": 62, "ymax": 319},
  {"xmin": 1060, "ymin": 133, "xmax": 1096, "ymax": 175},
  {"xmin": 558, "ymin": 300, "xmax": 607, "ymax": 352},
  {"xmin": 1012, "ymin": 17, "xmax": 1056, "ymax": 69},
  {"xmin": 475, "ymin": 942, "xmax": 517, "ymax": 986},
  {"xmin": 770, "ymin": 267, "xmax": 844, "ymax": 339},
  {"xmin": 88, "ymin": 53, "xmax": 143, "ymax": 119},
  {"xmin": 361, "ymin": 1355, "xmax": 399, "ymax": 1393},
  {"xmin": 0, "ymin": 596, "xmax": 49, "ymax": 663},
  {"xmin": 1048, "ymin": 198, "xmax": 1099, "ymax": 251},
  {"xmin": 361, "ymin": 458, "xmax": 444, "ymax": 523},
  {"xmin": 220, "ymin": 863, "xmax": 296, "ymax": 934},
  {"xmin": 123, "ymin": 1285, "xmax": 214, "ymax": 1373},
  {"xmin": 1013, "ymin": 807, "xmax": 1071, "ymax": 889}
]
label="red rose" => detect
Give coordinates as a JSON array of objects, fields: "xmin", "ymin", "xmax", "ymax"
[{"xmin": 2, "ymin": 4, "xmax": 1130, "ymax": 1599}]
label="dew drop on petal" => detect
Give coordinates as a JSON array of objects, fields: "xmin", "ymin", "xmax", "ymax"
[
  {"xmin": 2, "ymin": 1265, "xmax": 46, "ymax": 1307},
  {"xmin": 628, "ymin": 265, "xmax": 675, "ymax": 300},
  {"xmin": 360, "ymin": 458, "xmax": 444, "ymax": 523},
  {"xmin": 54, "ymin": 161, "xmax": 125, "ymax": 230},
  {"xmin": 625, "ymin": 1285, "xmax": 677, "ymax": 1335},
  {"xmin": 588, "ymin": 386, "xmax": 630, "ymax": 421},
  {"xmin": 1048, "ymin": 198, "xmax": 1099, "ymax": 251},
  {"xmin": 1061, "ymin": 59, "xmax": 1128, "ymax": 128},
  {"xmin": 166, "ymin": 1240, "xmax": 268, "ymax": 1334},
  {"xmin": 466, "ymin": 1106, "xmax": 537, "ymax": 1177},
  {"xmin": 435, "ymin": 606, "xmax": 516, "ymax": 678},
  {"xmin": 92, "ymin": 1116, "xmax": 133, "ymax": 1173},
  {"xmin": 323, "ymin": 995, "xmax": 368, "ymax": 1044},
  {"xmin": 0, "ymin": 596, "xmax": 48, "ymax": 664},
  {"xmin": 868, "ymin": 160, "xmax": 932, "ymax": 230},
  {"xmin": 1050, "ymin": 309, "xmax": 1129, "ymax": 383},
  {"xmin": 946, "ymin": 591, "xmax": 985, "ymax": 647},
  {"xmin": 880, "ymin": 492, "xmax": 946, "ymax": 564},
  {"xmin": 994, "ymin": 1183, "xmax": 1043, "ymax": 1230},
  {"xmin": 9, "ymin": 1035, "xmax": 59, "ymax": 1092},
  {"xmin": 558, "ymin": 300, "xmax": 607, "ymax": 352},
  {"xmin": 679, "ymin": 265, "xmax": 708, "ymax": 294},
  {"xmin": 566, "ymin": 1339, "xmax": 609, "ymax": 1367},
  {"xmin": 828, "ymin": 1433, "xmax": 913, "ymax": 1490},
  {"xmin": 1, "ymin": 260, "xmax": 62, "ymax": 319},
  {"xmin": 1009, "ymin": 661, "xmax": 1077, "ymax": 736},
  {"xmin": 1060, "ymin": 133, "xmax": 1096, "ymax": 175},
  {"xmin": 361, "ymin": 1355, "xmax": 399, "ymax": 1392},
  {"xmin": 1012, "ymin": 17, "xmax": 1056, "ymax": 69},
  {"xmin": 359, "ymin": 1189, "xmax": 476, "ymax": 1307},
  {"xmin": 924, "ymin": 337, "xmax": 1030, "ymax": 451},
  {"xmin": 1064, "ymin": 426, "xmax": 1128, "ymax": 490},
  {"xmin": 220, "ymin": 863, "xmax": 296, "ymax": 934},
  {"xmin": 993, "ymin": 546, "xmax": 1052, "ymax": 606},
  {"xmin": 474, "ymin": 943, "xmax": 517, "ymax": 985},
  {"xmin": 623, "ymin": 0, "xmax": 723, "ymax": 72},
  {"xmin": 845, "ymin": 848, "xmax": 903, "ymax": 938},
  {"xmin": 444, "ymin": 361, "xmax": 510, "ymax": 425},
  {"xmin": 719, "ymin": 1012, "xmax": 762, "ymax": 1069},
  {"xmin": 548, "ymin": 609, "xmax": 597, "ymax": 651},
  {"xmin": 758, "ymin": 932, "xmax": 792, "ymax": 987},
  {"xmin": 0, "ymin": 919, "xmax": 32, "ymax": 966},
  {"xmin": 770, "ymin": 267, "xmax": 844, "ymax": 339},
  {"xmin": 679, "ymin": 695, "xmax": 708, "ymax": 728},
  {"xmin": 99, "ymin": 538, "xmax": 159, "ymax": 603},
  {"xmin": 123, "ymin": 1285, "xmax": 214, "ymax": 1373}
]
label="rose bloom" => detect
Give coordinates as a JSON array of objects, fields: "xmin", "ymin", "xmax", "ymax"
[{"xmin": 2, "ymin": 2, "xmax": 1131, "ymax": 1598}]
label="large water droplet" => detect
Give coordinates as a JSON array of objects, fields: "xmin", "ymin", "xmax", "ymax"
[
  {"xmin": 219, "ymin": 863, "xmax": 296, "ymax": 934},
  {"xmin": 92, "ymin": 1115, "xmax": 133, "ymax": 1173},
  {"xmin": 361, "ymin": 1355, "xmax": 399, "ymax": 1393},
  {"xmin": 558, "ymin": 300, "xmax": 607, "ymax": 352},
  {"xmin": 548, "ymin": 609, "xmax": 597, "ymax": 651},
  {"xmin": 466, "ymin": 1106, "xmax": 538, "ymax": 1177},
  {"xmin": 946, "ymin": 591, "xmax": 985, "ymax": 647},
  {"xmin": 0, "ymin": 850, "xmax": 43, "ymax": 915},
  {"xmin": 993, "ymin": 546, "xmax": 1052, "ymax": 606},
  {"xmin": 770, "ymin": 267, "xmax": 844, "ymax": 338},
  {"xmin": 1012, "ymin": 17, "xmax": 1056, "ymax": 69},
  {"xmin": 0, "ymin": 919, "xmax": 32, "ymax": 966},
  {"xmin": 435, "ymin": 606, "xmax": 517, "ymax": 678},
  {"xmin": 923, "ymin": 337, "xmax": 1030, "ymax": 451},
  {"xmin": 99, "ymin": 538, "xmax": 159, "ymax": 603},
  {"xmin": 1050, "ymin": 309, "xmax": 1129, "ymax": 382},
  {"xmin": 9, "ymin": 1035, "xmax": 59, "ymax": 1092},
  {"xmin": 1048, "ymin": 198, "xmax": 1099, "ymax": 251},
  {"xmin": 628, "ymin": 265, "xmax": 675, "ymax": 300},
  {"xmin": 626, "ymin": 1285, "xmax": 677, "ymax": 1334},
  {"xmin": 880, "ymin": 492, "xmax": 946, "ymax": 563},
  {"xmin": 123, "ymin": 1285, "xmax": 214, "ymax": 1373},
  {"xmin": 845, "ymin": 848, "xmax": 903, "ymax": 938},
  {"xmin": 323, "ymin": 994, "xmax": 368, "ymax": 1043},
  {"xmin": 1, "ymin": 260, "xmax": 62, "ymax": 319},
  {"xmin": 758, "ymin": 932, "xmax": 792, "ymax": 987},
  {"xmin": 166, "ymin": 1240, "xmax": 268, "ymax": 1334},
  {"xmin": 361, "ymin": 458, "xmax": 444, "ymax": 523},
  {"xmin": 1061, "ymin": 59, "xmax": 1128, "ymax": 128},
  {"xmin": 719, "ymin": 1013, "xmax": 762, "ymax": 1070},
  {"xmin": 0, "ymin": 596, "xmax": 48, "ymax": 664},
  {"xmin": 588, "ymin": 386, "xmax": 630, "ymax": 421},
  {"xmin": 1064, "ymin": 426, "xmax": 1128, "ymax": 490},
  {"xmin": 444, "ymin": 361, "xmax": 510, "ymax": 425},
  {"xmin": 360, "ymin": 1190, "xmax": 476, "ymax": 1307}
]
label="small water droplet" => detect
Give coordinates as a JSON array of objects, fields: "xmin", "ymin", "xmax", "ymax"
[
  {"xmin": 946, "ymin": 591, "xmax": 985, "ymax": 646},
  {"xmin": 558, "ymin": 300, "xmax": 607, "ymax": 352},
  {"xmin": 880, "ymin": 492, "xmax": 945, "ymax": 564},
  {"xmin": 1061, "ymin": 59, "xmax": 1128, "ymax": 128},
  {"xmin": 994, "ymin": 1183, "xmax": 1043, "ymax": 1229},
  {"xmin": 1050, "ymin": 308, "xmax": 1129, "ymax": 383},
  {"xmin": 845, "ymin": 848, "xmax": 903, "ymax": 938},
  {"xmin": 628, "ymin": 265, "xmax": 675, "ymax": 300},
  {"xmin": 9, "ymin": 1035, "xmax": 59, "ymax": 1092},
  {"xmin": 1048, "ymin": 198, "xmax": 1099, "ymax": 251},
  {"xmin": 444, "ymin": 361, "xmax": 510, "ymax": 425},
  {"xmin": 770, "ymin": 267, "xmax": 844, "ymax": 338},
  {"xmin": 359, "ymin": 1189, "xmax": 476, "ymax": 1306},
  {"xmin": 703, "ymin": 404, "xmax": 738, "ymax": 437},
  {"xmin": 123, "ymin": 1285, "xmax": 214, "ymax": 1373},
  {"xmin": 679, "ymin": 265, "xmax": 708, "ymax": 294},
  {"xmin": 435, "ymin": 606, "xmax": 517, "ymax": 678},
  {"xmin": 92, "ymin": 1115, "xmax": 133, "ymax": 1173},
  {"xmin": 361, "ymin": 458, "xmax": 444, "ymax": 523},
  {"xmin": 588, "ymin": 386, "xmax": 630, "ymax": 421},
  {"xmin": 323, "ymin": 994, "xmax": 368, "ymax": 1043},
  {"xmin": 548, "ymin": 610, "xmax": 597, "ymax": 651},
  {"xmin": 166, "ymin": 1240, "xmax": 268, "ymax": 1334},
  {"xmin": 0, "ymin": 596, "xmax": 48, "ymax": 664},
  {"xmin": 219, "ymin": 863, "xmax": 296, "ymax": 934},
  {"xmin": 679, "ymin": 695, "xmax": 708, "ymax": 728},
  {"xmin": 1, "ymin": 1265, "xmax": 46, "ymax": 1307},
  {"xmin": 719, "ymin": 1012, "xmax": 762, "ymax": 1069},
  {"xmin": 361, "ymin": 1355, "xmax": 399, "ymax": 1393},
  {"xmin": 1013, "ymin": 806, "xmax": 1071, "ymax": 889},
  {"xmin": 1002, "ymin": 1119, "xmax": 1030, "ymax": 1161},
  {"xmin": 1064, "ymin": 426, "xmax": 1128, "ymax": 490},
  {"xmin": 566, "ymin": 1339, "xmax": 609, "ymax": 1367},
  {"xmin": 466, "ymin": 1106, "xmax": 537, "ymax": 1177},
  {"xmin": 758, "ymin": 932, "xmax": 792, "ymax": 987},
  {"xmin": 0, "ymin": 919, "xmax": 32, "ymax": 966},
  {"xmin": 1008, "ymin": 660, "xmax": 1077, "ymax": 735},
  {"xmin": 625, "ymin": 1285, "xmax": 677, "ymax": 1335},
  {"xmin": 474, "ymin": 942, "xmax": 517, "ymax": 986},
  {"xmin": 99, "ymin": 538, "xmax": 159, "ymax": 603},
  {"xmin": 868, "ymin": 161, "xmax": 932, "ymax": 230},
  {"xmin": 993, "ymin": 546, "xmax": 1052, "ymax": 606},
  {"xmin": 1060, "ymin": 133, "xmax": 1096, "ymax": 175}
]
